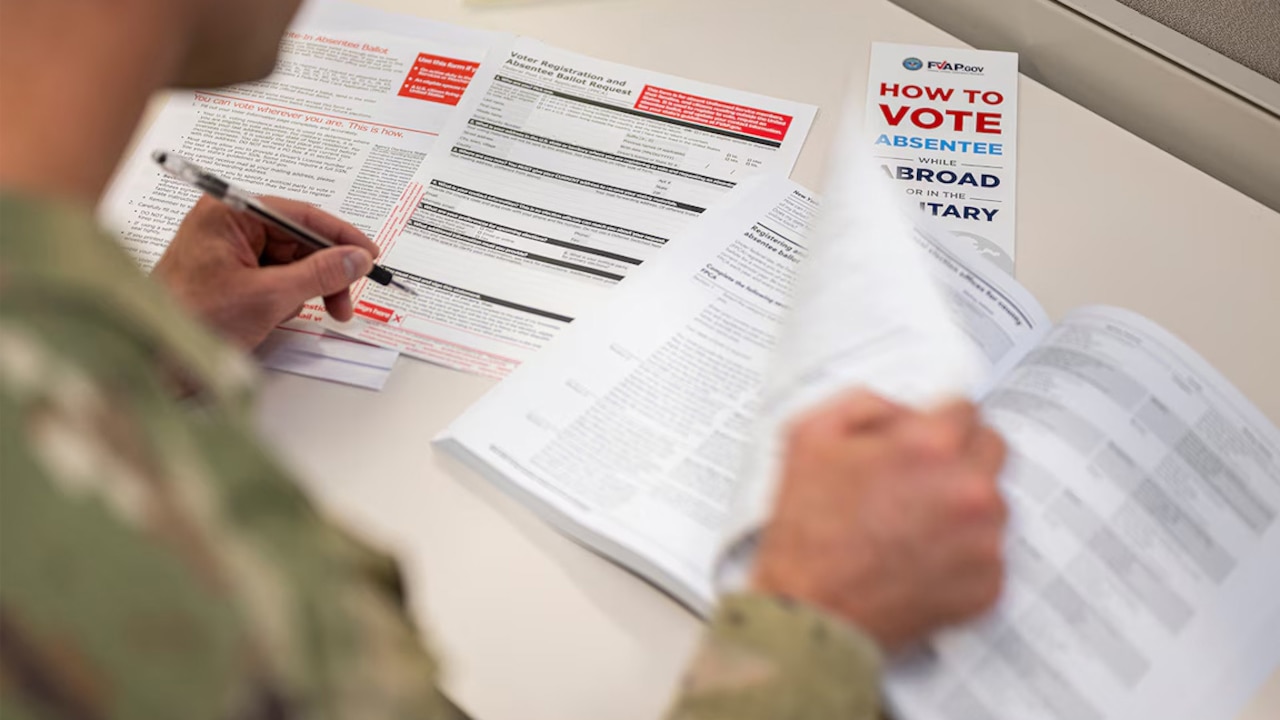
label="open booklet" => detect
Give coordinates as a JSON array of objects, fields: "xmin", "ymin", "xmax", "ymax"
[{"xmin": 436, "ymin": 174, "xmax": 1280, "ymax": 720}]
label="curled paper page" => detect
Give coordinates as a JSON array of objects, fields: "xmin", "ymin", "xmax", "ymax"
[{"xmin": 716, "ymin": 88, "xmax": 989, "ymax": 590}]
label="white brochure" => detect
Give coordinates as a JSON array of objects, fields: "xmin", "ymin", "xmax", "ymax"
[
  {"xmin": 866, "ymin": 42, "xmax": 1019, "ymax": 272},
  {"xmin": 330, "ymin": 37, "xmax": 817, "ymax": 378}
]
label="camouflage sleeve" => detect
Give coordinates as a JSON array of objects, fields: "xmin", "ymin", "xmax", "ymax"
[
  {"xmin": 2, "ymin": 196, "xmax": 876, "ymax": 720},
  {"xmin": 0, "ymin": 195, "xmax": 461, "ymax": 720},
  {"xmin": 666, "ymin": 594, "xmax": 884, "ymax": 720}
]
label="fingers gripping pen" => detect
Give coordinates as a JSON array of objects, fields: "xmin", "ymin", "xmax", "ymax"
[{"xmin": 152, "ymin": 150, "xmax": 416, "ymax": 295}]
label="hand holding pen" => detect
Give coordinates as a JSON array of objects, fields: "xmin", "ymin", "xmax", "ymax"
[
  {"xmin": 150, "ymin": 151, "xmax": 413, "ymax": 350},
  {"xmin": 154, "ymin": 151, "xmax": 415, "ymax": 294}
]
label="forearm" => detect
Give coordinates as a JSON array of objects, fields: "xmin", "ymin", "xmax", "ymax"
[{"xmin": 665, "ymin": 594, "xmax": 884, "ymax": 720}]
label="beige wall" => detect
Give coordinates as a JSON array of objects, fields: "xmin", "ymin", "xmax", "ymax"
[
  {"xmin": 890, "ymin": 0, "xmax": 1280, "ymax": 216},
  {"xmin": 1114, "ymin": 0, "xmax": 1280, "ymax": 83}
]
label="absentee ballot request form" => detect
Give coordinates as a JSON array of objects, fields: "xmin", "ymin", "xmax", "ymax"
[
  {"xmin": 102, "ymin": 0, "xmax": 511, "ymax": 389},
  {"xmin": 332, "ymin": 38, "xmax": 816, "ymax": 377}
]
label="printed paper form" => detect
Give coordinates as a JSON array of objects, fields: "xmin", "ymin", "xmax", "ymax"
[
  {"xmin": 101, "ymin": 0, "xmax": 511, "ymax": 389},
  {"xmin": 331, "ymin": 37, "xmax": 817, "ymax": 378},
  {"xmin": 436, "ymin": 177, "xmax": 1047, "ymax": 611},
  {"xmin": 889, "ymin": 307, "xmax": 1280, "ymax": 720},
  {"xmin": 438, "ymin": 179, "xmax": 824, "ymax": 609}
]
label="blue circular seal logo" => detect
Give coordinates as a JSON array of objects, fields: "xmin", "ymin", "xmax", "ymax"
[{"xmin": 903, "ymin": 57, "xmax": 923, "ymax": 71}]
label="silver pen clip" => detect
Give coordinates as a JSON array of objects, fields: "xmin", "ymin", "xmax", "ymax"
[{"xmin": 152, "ymin": 150, "xmax": 252, "ymax": 211}]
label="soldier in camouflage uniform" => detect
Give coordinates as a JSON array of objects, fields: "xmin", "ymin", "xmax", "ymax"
[{"xmin": 0, "ymin": 1, "xmax": 1009, "ymax": 718}]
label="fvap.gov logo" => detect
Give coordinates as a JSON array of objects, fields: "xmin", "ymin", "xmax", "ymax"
[{"xmin": 904, "ymin": 56, "xmax": 986, "ymax": 75}]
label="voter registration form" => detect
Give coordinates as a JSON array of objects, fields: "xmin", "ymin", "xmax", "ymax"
[
  {"xmin": 103, "ymin": 0, "xmax": 511, "ymax": 389},
  {"xmin": 333, "ymin": 38, "xmax": 817, "ymax": 377}
]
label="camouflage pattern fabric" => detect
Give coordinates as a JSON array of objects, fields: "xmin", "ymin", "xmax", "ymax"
[
  {"xmin": 666, "ymin": 594, "xmax": 882, "ymax": 720},
  {"xmin": 0, "ymin": 193, "xmax": 883, "ymax": 719}
]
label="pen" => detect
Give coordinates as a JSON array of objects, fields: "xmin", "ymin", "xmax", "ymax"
[{"xmin": 152, "ymin": 150, "xmax": 416, "ymax": 296}]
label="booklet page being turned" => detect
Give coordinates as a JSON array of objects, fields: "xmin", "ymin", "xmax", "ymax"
[
  {"xmin": 715, "ymin": 107, "xmax": 1030, "ymax": 581},
  {"xmin": 887, "ymin": 306, "xmax": 1280, "ymax": 720}
]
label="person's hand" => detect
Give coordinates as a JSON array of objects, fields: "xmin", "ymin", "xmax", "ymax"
[
  {"xmin": 753, "ymin": 390, "xmax": 1008, "ymax": 654},
  {"xmin": 152, "ymin": 196, "xmax": 378, "ymax": 349}
]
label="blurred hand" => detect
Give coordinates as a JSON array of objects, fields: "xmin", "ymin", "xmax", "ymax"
[
  {"xmin": 152, "ymin": 196, "xmax": 377, "ymax": 349},
  {"xmin": 753, "ymin": 391, "xmax": 1008, "ymax": 654}
]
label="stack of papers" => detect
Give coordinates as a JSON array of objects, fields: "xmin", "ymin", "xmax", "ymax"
[
  {"xmin": 104, "ymin": 0, "xmax": 513, "ymax": 388},
  {"xmin": 103, "ymin": 0, "xmax": 816, "ymax": 387}
]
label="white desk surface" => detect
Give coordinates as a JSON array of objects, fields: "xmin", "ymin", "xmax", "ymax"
[{"xmin": 239, "ymin": 1, "xmax": 1280, "ymax": 718}]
